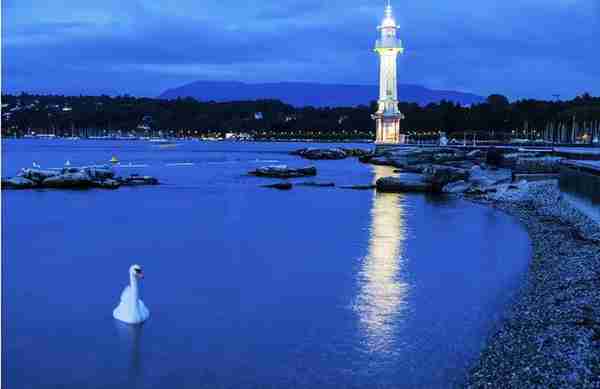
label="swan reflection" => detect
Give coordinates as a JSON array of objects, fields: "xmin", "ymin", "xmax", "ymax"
[
  {"xmin": 354, "ymin": 165, "xmax": 408, "ymax": 353},
  {"xmin": 114, "ymin": 321, "xmax": 143, "ymax": 385}
]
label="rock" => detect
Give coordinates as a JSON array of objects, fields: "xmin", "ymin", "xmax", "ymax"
[
  {"xmin": 120, "ymin": 174, "xmax": 159, "ymax": 186},
  {"xmin": 5, "ymin": 165, "xmax": 159, "ymax": 190},
  {"xmin": 423, "ymin": 165, "xmax": 469, "ymax": 188},
  {"xmin": 291, "ymin": 148, "xmax": 347, "ymax": 160},
  {"xmin": 249, "ymin": 165, "xmax": 317, "ymax": 178},
  {"xmin": 396, "ymin": 164, "xmax": 430, "ymax": 173},
  {"xmin": 513, "ymin": 173, "xmax": 560, "ymax": 182},
  {"xmin": 339, "ymin": 184, "xmax": 376, "ymax": 190},
  {"xmin": 261, "ymin": 182, "xmax": 292, "ymax": 190},
  {"xmin": 466, "ymin": 187, "xmax": 487, "ymax": 196},
  {"xmin": 514, "ymin": 157, "xmax": 562, "ymax": 174},
  {"xmin": 365, "ymin": 155, "xmax": 394, "ymax": 166},
  {"xmin": 376, "ymin": 175, "xmax": 434, "ymax": 193},
  {"xmin": 297, "ymin": 181, "xmax": 335, "ymax": 187},
  {"xmin": 344, "ymin": 148, "xmax": 372, "ymax": 158},
  {"xmin": 499, "ymin": 152, "xmax": 540, "ymax": 168},
  {"xmin": 378, "ymin": 147, "xmax": 467, "ymax": 168},
  {"xmin": 358, "ymin": 154, "xmax": 373, "ymax": 163},
  {"xmin": 42, "ymin": 171, "xmax": 93, "ymax": 188},
  {"xmin": 439, "ymin": 160, "xmax": 478, "ymax": 170},
  {"xmin": 486, "ymin": 147, "xmax": 504, "ymax": 166},
  {"xmin": 466, "ymin": 149, "xmax": 485, "ymax": 159},
  {"xmin": 469, "ymin": 165, "xmax": 511, "ymax": 187},
  {"xmin": 442, "ymin": 180, "xmax": 472, "ymax": 193},
  {"xmin": 84, "ymin": 167, "xmax": 115, "ymax": 180},
  {"xmin": 385, "ymin": 148, "xmax": 435, "ymax": 167},
  {"xmin": 18, "ymin": 168, "xmax": 60, "ymax": 183},
  {"xmin": 291, "ymin": 147, "xmax": 370, "ymax": 160},
  {"xmin": 2, "ymin": 176, "xmax": 39, "ymax": 189},
  {"xmin": 92, "ymin": 179, "xmax": 121, "ymax": 189},
  {"xmin": 433, "ymin": 150, "xmax": 467, "ymax": 163}
]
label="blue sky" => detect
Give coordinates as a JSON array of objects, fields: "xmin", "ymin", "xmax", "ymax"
[{"xmin": 2, "ymin": 0, "xmax": 599, "ymax": 99}]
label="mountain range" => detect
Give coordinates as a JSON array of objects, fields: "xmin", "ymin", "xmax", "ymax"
[{"xmin": 159, "ymin": 81, "xmax": 485, "ymax": 107}]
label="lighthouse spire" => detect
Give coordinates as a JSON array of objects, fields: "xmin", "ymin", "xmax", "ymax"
[{"xmin": 372, "ymin": 0, "xmax": 406, "ymax": 144}]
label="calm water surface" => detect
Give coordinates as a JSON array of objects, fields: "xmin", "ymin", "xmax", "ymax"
[{"xmin": 2, "ymin": 140, "xmax": 530, "ymax": 388}]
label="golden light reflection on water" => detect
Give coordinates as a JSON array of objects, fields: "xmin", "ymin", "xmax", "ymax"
[{"xmin": 354, "ymin": 165, "xmax": 408, "ymax": 353}]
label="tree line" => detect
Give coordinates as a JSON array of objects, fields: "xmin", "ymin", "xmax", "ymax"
[{"xmin": 2, "ymin": 92, "xmax": 599, "ymax": 141}]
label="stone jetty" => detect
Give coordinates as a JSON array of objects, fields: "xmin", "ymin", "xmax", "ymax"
[
  {"xmin": 360, "ymin": 146, "xmax": 559, "ymax": 196},
  {"xmin": 2, "ymin": 166, "xmax": 159, "ymax": 190}
]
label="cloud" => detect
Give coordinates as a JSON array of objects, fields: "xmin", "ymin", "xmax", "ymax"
[{"xmin": 2, "ymin": 0, "xmax": 599, "ymax": 99}]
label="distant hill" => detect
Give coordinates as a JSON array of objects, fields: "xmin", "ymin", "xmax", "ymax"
[{"xmin": 159, "ymin": 81, "xmax": 485, "ymax": 107}]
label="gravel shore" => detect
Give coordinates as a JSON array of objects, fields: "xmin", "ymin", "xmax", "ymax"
[{"xmin": 465, "ymin": 180, "xmax": 600, "ymax": 388}]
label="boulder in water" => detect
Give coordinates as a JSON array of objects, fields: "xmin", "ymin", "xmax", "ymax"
[
  {"xmin": 297, "ymin": 181, "xmax": 335, "ymax": 187},
  {"xmin": 423, "ymin": 165, "xmax": 469, "ymax": 188},
  {"xmin": 358, "ymin": 154, "xmax": 373, "ymax": 163},
  {"xmin": 343, "ymin": 148, "xmax": 372, "ymax": 158},
  {"xmin": 85, "ymin": 167, "xmax": 115, "ymax": 180},
  {"xmin": 18, "ymin": 168, "xmax": 60, "ymax": 183},
  {"xmin": 261, "ymin": 182, "xmax": 293, "ymax": 190},
  {"xmin": 92, "ymin": 179, "xmax": 121, "ymax": 189},
  {"xmin": 42, "ymin": 171, "xmax": 92, "ymax": 188},
  {"xmin": 442, "ymin": 180, "xmax": 472, "ymax": 194},
  {"xmin": 376, "ymin": 175, "xmax": 434, "ymax": 193},
  {"xmin": 120, "ymin": 174, "xmax": 159, "ymax": 186},
  {"xmin": 339, "ymin": 184, "xmax": 376, "ymax": 190},
  {"xmin": 376, "ymin": 147, "xmax": 466, "ymax": 168},
  {"xmin": 291, "ymin": 147, "xmax": 370, "ymax": 160},
  {"xmin": 249, "ymin": 165, "xmax": 317, "ymax": 178},
  {"xmin": 291, "ymin": 148, "xmax": 347, "ymax": 160},
  {"xmin": 2, "ymin": 176, "xmax": 39, "ymax": 189}
]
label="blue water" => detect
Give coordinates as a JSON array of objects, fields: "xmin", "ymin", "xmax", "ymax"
[{"xmin": 2, "ymin": 140, "xmax": 530, "ymax": 388}]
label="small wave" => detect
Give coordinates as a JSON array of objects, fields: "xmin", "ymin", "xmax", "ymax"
[
  {"xmin": 252, "ymin": 159, "xmax": 280, "ymax": 163},
  {"xmin": 118, "ymin": 163, "xmax": 149, "ymax": 168},
  {"xmin": 165, "ymin": 162, "xmax": 195, "ymax": 167},
  {"xmin": 207, "ymin": 161, "xmax": 238, "ymax": 165}
]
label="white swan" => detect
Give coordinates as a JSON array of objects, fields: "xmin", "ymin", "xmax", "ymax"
[{"xmin": 113, "ymin": 264, "xmax": 150, "ymax": 324}]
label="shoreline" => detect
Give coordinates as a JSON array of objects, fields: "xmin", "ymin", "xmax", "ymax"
[{"xmin": 464, "ymin": 181, "xmax": 600, "ymax": 388}]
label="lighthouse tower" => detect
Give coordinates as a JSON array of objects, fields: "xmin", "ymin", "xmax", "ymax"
[{"xmin": 372, "ymin": 1, "xmax": 405, "ymax": 144}]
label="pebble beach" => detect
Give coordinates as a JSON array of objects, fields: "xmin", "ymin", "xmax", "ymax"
[{"xmin": 466, "ymin": 181, "xmax": 600, "ymax": 388}]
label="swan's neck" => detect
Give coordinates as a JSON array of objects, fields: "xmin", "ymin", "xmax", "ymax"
[{"xmin": 129, "ymin": 273, "xmax": 139, "ymax": 301}]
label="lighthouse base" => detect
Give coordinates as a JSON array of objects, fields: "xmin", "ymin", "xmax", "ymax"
[{"xmin": 372, "ymin": 113, "xmax": 405, "ymax": 145}]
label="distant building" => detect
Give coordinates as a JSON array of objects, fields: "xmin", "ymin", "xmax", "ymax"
[{"xmin": 372, "ymin": 1, "xmax": 405, "ymax": 144}]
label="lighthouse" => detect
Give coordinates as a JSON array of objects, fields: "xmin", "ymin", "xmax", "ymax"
[{"xmin": 372, "ymin": 1, "xmax": 405, "ymax": 144}]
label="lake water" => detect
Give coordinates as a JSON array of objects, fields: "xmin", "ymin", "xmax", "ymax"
[{"xmin": 2, "ymin": 140, "xmax": 530, "ymax": 388}]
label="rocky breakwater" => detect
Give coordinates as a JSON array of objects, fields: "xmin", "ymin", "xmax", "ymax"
[
  {"xmin": 363, "ymin": 146, "xmax": 472, "ymax": 169},
  {"xmin": 371, "ymin": 147, "xmax": 565, "ymax": 196},
  {"xmin": 290, "ymin": 147, "xmax": 371, "ymax": 160},
  {"xmin": 2, "ymin": 166, "xmax": 159, "ymax": 190}
]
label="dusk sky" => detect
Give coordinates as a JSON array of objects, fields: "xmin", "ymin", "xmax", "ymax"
[{"xmin": 2, "ymin": 0, "xmax": 599, "ymax": 100}]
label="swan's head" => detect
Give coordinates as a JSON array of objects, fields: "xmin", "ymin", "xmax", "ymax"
[{"xmin": 129, "ymin": 264, "xmax": 144, "ymax": 279}]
